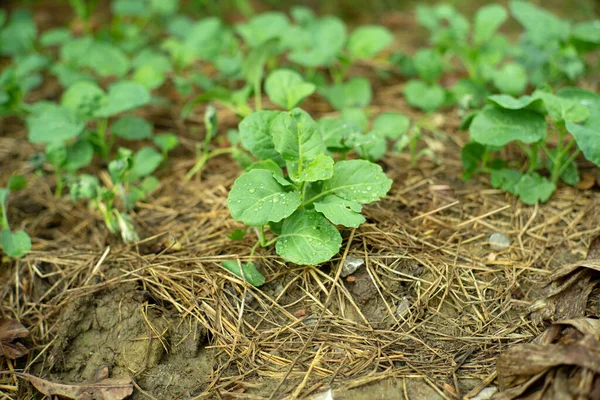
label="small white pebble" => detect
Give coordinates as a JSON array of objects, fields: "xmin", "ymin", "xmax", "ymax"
[
  {"xmin": 470, "ymin": 386, "xmax": 497, "ymax": 400},
  {"xmin": 341, "ymin": 256, "xmax": 364, "ymax": 278},
  {"xmin": 489, "ymin": 233, "xmax": 510, "ymax": 251}
]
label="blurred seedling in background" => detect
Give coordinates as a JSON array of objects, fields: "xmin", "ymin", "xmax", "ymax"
[
  {"xmin": 0, "ymin": 175, "xmax": 32, "ymax": 259},
  {"xmin": 70, "ymin": 147, "xmax": 163, "ymax": 243}
]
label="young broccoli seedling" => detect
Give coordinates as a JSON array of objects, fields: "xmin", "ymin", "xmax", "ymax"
[
  {"xmin": 227, "ymin": 108, "xmax": 392, "ymax": 265},
  {"xmin": 70, "ymin": 146, "xmax": 163, "ymax": 242},
  {"xmin": 462, "ymin": 87, "xmax": 600, "ymax": 204}
]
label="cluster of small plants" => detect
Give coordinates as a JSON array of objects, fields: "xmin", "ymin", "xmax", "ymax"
[
  {"xmin": 390, "ymin": 2, "xmax": 599, "ymax": 205},
  {"xmin": 0, "ymin": 1, "xmax": 598, "ymax": 281},
  {"xmin": 0, "ymin": 0, "xmax": 401, "ymax": 271}
]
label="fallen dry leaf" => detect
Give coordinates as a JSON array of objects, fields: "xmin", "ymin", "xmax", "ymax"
[
  {"xmin": 577, "ymin": 173, "xmax": 596, "ymax": 190},
  {"xmin": 18, "ymin": 373, "xmax": 133, "ymax": 400},
  {"xmin": 0, "ymin": 318, "xmax": 30, "ymax": 359},
  {"xmin": 493, "ymin": 318, "xmax": 600, "ymax": 400},
  {"xmin": 529, "ymin": 238, "xmax": 600, "ymax": 324}
]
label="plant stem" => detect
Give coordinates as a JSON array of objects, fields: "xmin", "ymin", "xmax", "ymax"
[
  {"xmin": 527, "ymin": 143, "xmax": 539, "ymax": 173},
  {"xmin": 55, "ymin": 168, "xmax": 64, "ymax": 198},
  {"xmin": 254, "ymin": 79, "xmax": 262, "ymax": 111},
  {"xmin": 556, "ymin": 149, "xmax": 581, "ymax": 180},
  {"xmin": 249, "ymin": 240, "xmax": 260, "ymax": 257},
  {"xmin": 96, "ymin": 118, "xmax": 109, "ymax": 159},
  {"xmin": 409, "ymin": 127, "xmax": 420, "ymax": 168},
  {"xmin": 550, "ymin": 125, "xmax": 567, "ymax": 183},
  {"xmin": 184, "ymin": 147, "xmax": 235, "ymax": 181},
  {"xmin": 258, "ymin": 226, "xmax": 266, "ymax": 246},
  {"xmin": 0, "ymin": 206, "xmax": 9, "ymax": 231}
]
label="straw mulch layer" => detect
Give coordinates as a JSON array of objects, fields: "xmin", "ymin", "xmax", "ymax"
[{"xmin": 2, "ymin": 84, "xmax": 600, "ymax": 399}]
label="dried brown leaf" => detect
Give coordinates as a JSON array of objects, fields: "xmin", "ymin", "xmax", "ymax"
[
  {"xmin": 577, "ymin": 173, "xmax": 596, "ymax": 190},
  {"xmin": 530, "ymin": 260, "xmax": 600, "ymax": 324},
  {"xmin": 493, "ymin": 318, "xmax": 600, "ymax": 400},
  {"xmin": 18, "ymin": 373, "xmax": 133, "ymax": 400},
  {"xmin": 0, "ymin": 318, "xmax": 30, "ymax": 359}
]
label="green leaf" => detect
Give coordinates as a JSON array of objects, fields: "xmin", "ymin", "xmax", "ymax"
[
  {"xmin": 404, "ymin": 80, "xmax": 445, "ymax": 112},
  {"xmin": 291, "ymin": 6, "xmax": 314, "ymax": 26},
  {"xmin": 245, "ymin": 160, "xmax": 285, "ymax": 177},
  {"xmin": 70, "ymin": 174, "xmax": 100, "ymax": 201},
  {"xmin": 290, "ymin": 154, "xmax": 334, "ymax": 183},
  {"xmin": 113, "ymin": 0, "xmax": 147, "ymax": 16},
  {"xmin": 340, "ymin": 107, "xmax": 368, "ymax": 131},
  {"xmin": 140, "ymin": 176, "xmax": 159, "ymax": 194},
  {"xmin": 132, "ymin": 49, "xmax": 172, "ymax": 73},
  {"xmin": 133, "ymin": 65, "xmax": 166, "ymax": 90},
  {"xmin": 314, "ymin": 195, "xmax": 366, "ymax": 228},
  {"xmin": 221, "ymin": 261, "xmax": 266, "ymax": 287},
  {"xmin": 61, "ymin": 81, "xmax": 106, "ymax": 118},
  {"xmin": 346, "ymin": 131, "xmax": 387, "ymax": 161},
  {"xmin": 111, "ymin": 116, "xmax": 153, "ymax": 140},
  {"xmin": 513, "ymin": 173, "xmax": 556, "ymax": 205},
  {"xmin": 7, "ymin": 175, "xmax": 26, "ymax": 191},
  {"xmin": 130, "ymin": 147, "xmax": 163, "ymax": 180},
  {"xmin": 83, "ymin": 42, "xmax": 130, "ymax": 78},
  {"xmin": 238, "ymin": 110, "xmax": 283, "ymax": 164},
  {"xmin": 490, "ymin": 168, "xmax": 523, "ymax": 192},
  {"xmin": 317, "ymin": 117, "xmax": 361, "ymax": 149},
  {"xmin": 493, "ymin": 63, "xmax": 527, "ymax": 96},
  {"xmin": 412, "ymin": 49, "xmax": 443, "ymax": 82},
  {"xmin": 64, "ymin": 140, "xmax": 94, "ymax": 172},
  {"xmin": 474, "ymin": 4, "xmax": 508, "ymax": 45},
  {"xmin": 276, "ymin": 210, "xmax": 342, "ymax": 265},
  {"xmin": 27, "ymin": 105, "xmax": 85, "ymax": 144},
  {"xmin": 265, "ymin": 69, "xmax": 316, "ymax": 110},
  {"xmin": 228, "ymin": 169, "xmax": 301, "ymax": 226},
  {"xmin": 486, "ymin": 94, "xmax": 542, "ymax": 110},
  {"xmin": 372, "ymin": 112, "xmax": 410, "ymax": 139},
  {"xmin": 566, "ymin": 108, "xmax": 600, "ymax": 167},
  {"xmin": 271, "ymin": 108, "xmax": 325, "ymax": 166},
  {"xmin": 288, "ymin": 16, "xmax": 347, "ymax": 67},
  {"xmin": 320, "ymin": 160, "xmax": 392, "ymax": 204},
  {"xmin": 461, "ymin": 142, "xmax": 486, "ymax": 180},
  {"xmin": 347, "ymin": 25, "xmax": 393, "ymax": 60},
  {"xmin": 0, "ymin": 10, "xmax": 37, "ymax": 57},
  {"xmin": 60, "ymin": 36, "xmax": 93, "ymax": 65},
  {"xmin": 150, "ymin": 0, "xmax": 178, "ymax": 16},
  {"xmin": 533, "ymin": 91, "xmax": 590, "ymax": 123},
  {"xmin": 95, "ymin": 81, "xmax": 151, "ymax": 117},
  {"xmin": 1, "ymin": 230, "xmax": 31, "ymax": 258},
  {"xmin": 557, "ymin": 87, "xmax": 600, "ymax": 110},
  {"xmin": 108, "ymin": 148, "xmax": 134, "ymax": 185},
  {"xmin": 184, "ymin": 17, "xmax": 225, "ymax": 60},
  {"xmin": 227, "ymin": 229, "xmax": 247, "ymax": 241},
  {"xmin": 509, "ymin": 1, "xmax": 570, "ymax": 45},
  {"xmin": 241, "ymin": 39, "xmax": 277, "ymax": 86},
  {"xmin": 572, "ymin": 21, "xmax": 600, "ymax": 44},
  {"xmin": 322, "ymin": 78, "xmax": 372, "ymax": 111},
  {"xmin": 469, "ymin": 107, "xmax": 547, "ymax": 147},
  {"xmin": 236, "ymin": 12, "xmax": 289, "ymax": 47},
  {"xmin": 153, "ymin": 134, "xmax": 179, "ymax": 154},
  {"xmin": 490, "ymin": 169, "xmax": 556, "ymax": 204}
]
